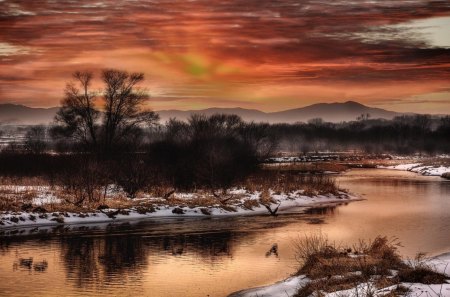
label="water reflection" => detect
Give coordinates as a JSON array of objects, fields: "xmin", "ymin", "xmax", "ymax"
[
  {"xmin": 0, "ymin": 169, "xmax": 449, "ymax": 297},
  {"xmin": 304, "ymin": 205, "xmax": 338, "ymax": 215}
]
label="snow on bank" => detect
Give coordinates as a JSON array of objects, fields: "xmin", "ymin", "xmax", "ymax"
[
  {"xmin": 229, "ymin": 253, "xmax": 450, "ymax": 297},
  {"xmin": 0, "ymin": 190, "xmax": 358, "ymax": 232},
  {"xmin": 379, "ymin": 163, "xmax": 450, "ymax": 177},
  {"xmin": 265, "ymin": 155, "xmax": 339, "ymax": 163},
  {"xmin": 228, "ymin": 276, "xmax": 309, "ymax": 297}
]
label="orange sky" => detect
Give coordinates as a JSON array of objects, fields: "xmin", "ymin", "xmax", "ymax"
[{"xmin": 0, "ymin": 0, "xmax": 449, "ymax": 113}]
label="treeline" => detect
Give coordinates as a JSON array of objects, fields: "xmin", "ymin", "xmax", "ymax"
[
  {"xmin": 0, "ymin": 114, "xmax": 276, "ymax": 203},
  {"xmin": 1, "ymin": 112, "xmax": 448, "ymax": 203},
  {"xmin": 273, "ymin": 115, "xmax": 450, "ymax": 155},
  {"xmin": 0, "ymin": 69, "xmax": 278, "ymax": 204},
  {"xmin": 0, "ymin": 69, "xmax": 449, "ymax": 204},
  {"xmin": 4, "ymin": 113, "xmax": 448, "ymax": 156}
]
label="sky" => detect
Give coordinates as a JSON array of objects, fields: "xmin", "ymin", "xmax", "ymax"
[{"xmin": 0, "ymin": 0, "xmax": 449, "ymax": 113}]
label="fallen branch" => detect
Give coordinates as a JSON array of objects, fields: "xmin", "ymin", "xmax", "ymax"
[{"xmin": 263, "ymin": 202, "xmax": 281, "ymax": 216}]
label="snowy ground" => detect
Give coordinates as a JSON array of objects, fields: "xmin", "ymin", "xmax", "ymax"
[
  {"xmin": 229, "ymin": 253, "xmax": 450, "ymax": 297},
  {"xmin": 229, "ymin": 276, "xmax": 310, "ymax": 297},
  {"xmin": 379, "ymin": 163, "xmax": 450, "ymax": 177},
  {"xmin": 265, "ymin": 155, "xmax": 339, "ymax": 163},
  {"xmin": 0, "ymin": 189, "xmax": 358, "ymax": 232}
]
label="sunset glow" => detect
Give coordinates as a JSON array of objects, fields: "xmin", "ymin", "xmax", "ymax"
[{"xmin": 0, "ymin": 0, "xmax": 449, "ymax": 113}]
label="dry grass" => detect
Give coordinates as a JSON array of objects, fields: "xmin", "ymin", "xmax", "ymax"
[
  {"xmin": 259, "ymin": 188, "xmax": 275, "ymax": 204},
  {"xmin": 420, "ymin": 157, "xmax": 450, "ymax": 167},
  {"xmin": 0, "ymin": 166, "xmax": 342, "ymax": 213},
  {"xmin": 242, "ymin": 198, "xmax": 260, "ymax": 210},
  {"xmin": 399, "ymin": 253, "xmax": 449, "ymax": 284},
  {"xmin": 293, "ymin": 235, "xmax": 448, "ymax": 297},
  {"xmin": 0, "ymin": 176, "xmax": 48, "ymax": 187},
  {"xmin": 263, "ymin": 162, "xmax": 349, "ymax": 173},
  {"xmin": 242, "ymin": 170, "xmax": 340, "ymax": 196}
]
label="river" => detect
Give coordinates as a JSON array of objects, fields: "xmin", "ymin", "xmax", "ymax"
[{"xmin": 0, "ymin": 169, "xmax": 449, "ymax": 297}]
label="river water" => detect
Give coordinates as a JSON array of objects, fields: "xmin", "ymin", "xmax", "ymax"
[{"xmin": 0, "ymin": 169, "xmax": 449, "ymax": 297}]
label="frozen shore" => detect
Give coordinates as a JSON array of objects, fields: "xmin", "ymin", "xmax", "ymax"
[
  {"xmin": 379, "ymin": 163, "xmax": 450, "ymax": 177},
  {"xmin": 229, "ymin": 253, "xmax": 450, "ymax": 297},
  {"xmin": 0, "ymin": 190, "xmax": 358, "ymax": 232}
]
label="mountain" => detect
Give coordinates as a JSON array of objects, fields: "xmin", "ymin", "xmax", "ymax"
[
  {"xmin": 0, "ymin": 101, "xmax": 403, "ymax": 125},
  {"xmin": 269, "ymin": 101, "xmax": 400, "ymax": 123},
  {"xmin": 157, "ymin": 101, "xmax": 401, "ymax": 123},
  {"xmin": 0, "ymin": 104, "xmax": 59, "ymax": 125}
]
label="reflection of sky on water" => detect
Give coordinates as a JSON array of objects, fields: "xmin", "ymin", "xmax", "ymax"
[{"xmin": 0, "ymin": 169, "xmax": 449, "ymax": 296}]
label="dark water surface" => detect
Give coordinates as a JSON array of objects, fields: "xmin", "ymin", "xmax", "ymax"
[{"xmin": 0, "ymin": 169, "xmax": 449, "ymax": 297}]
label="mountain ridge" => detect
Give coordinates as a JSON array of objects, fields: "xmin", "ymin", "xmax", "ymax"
[
  {"xmin": 0, "ymin": 104, "xmax": 59, "ymax": 125},
  {"xmin": 0, "ymin": 101, "xmax": 414, "ymax": 125}
]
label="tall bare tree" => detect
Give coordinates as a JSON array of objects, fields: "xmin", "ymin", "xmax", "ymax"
[
  {"xmin": 54, "ymin": 69, "xmax": 159, "ymax": 153},
  {"xmin": 102, "ymin": 69, "xmax": 158, "ymax": 151},
  {"xmin": 55, "ymin": 71, "xmax": 99, "ymax": 147}
]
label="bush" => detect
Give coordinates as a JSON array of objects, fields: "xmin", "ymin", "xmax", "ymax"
[
  {"xmin": 113, "ymin": 155, "xmax": 154, "ymax": 198},
  {"xmin": 56, "ymin": 157, "xmax": 108, "ymax": 206},
  {"xmin": 293, "ymin": 235, "xmax": 449, "ymax": 297},
  {"xmin": 148, "ymin": 114, "xmax": 260, "ymax": 191}
]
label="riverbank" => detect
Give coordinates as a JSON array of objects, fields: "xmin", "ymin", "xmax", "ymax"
[
  {"xmin": 378, "ymin": 162, "xmax": 450, "ymax": 178},
  {"xmin": 1, "ymin": 168, "xmax": 449, "ymax": 297},
  {"xmin": 229, "ymin": 237, "xmax": 450, "ymax": 297},
  {"xmin": 0, "ymin": 189, "xmax": 357, "ymax": 232},
  {"xmin": 265, "ymin": 154, "xmax": 450, "ymax": 178}
]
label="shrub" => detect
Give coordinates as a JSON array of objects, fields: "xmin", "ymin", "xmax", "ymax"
[{"xmin": 56, "ymin": 157, "xmax": 108, "ymax": 206}]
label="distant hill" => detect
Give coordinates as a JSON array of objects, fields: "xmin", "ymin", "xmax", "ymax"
[
  {"xmin": 157, "ymin": 101, "xmax": 401, "ymax": 123},
  {"xmin": 0, "ymin": 104, "xmax": 59, "ymax": 125},
  {"xmin": 269, "ymin": 101, "xmax": 400, "ymax": 123},
  {"xmin": 0, "ymin": 101, "xmax": 405, "ymax": 125}
]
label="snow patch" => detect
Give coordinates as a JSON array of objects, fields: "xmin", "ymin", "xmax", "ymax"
[
  {"xmin": 0, "ymin": 191, "xmax": 359, "ymax": 232},
  {"xmin": 228, "ymin": 275, "xmax": 309, "ymax": 297},
  {"xmin": 379, "ymin": 163, "xmax": 450, "ymax": 177},
  {"xmin": 229, "ymin": 253, "xmax": 450, "ymax": 297}
]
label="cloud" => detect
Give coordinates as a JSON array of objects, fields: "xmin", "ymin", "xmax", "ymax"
[{"xmin": 0, "ymin": 0, "xmax": 449, "ymax": 112}]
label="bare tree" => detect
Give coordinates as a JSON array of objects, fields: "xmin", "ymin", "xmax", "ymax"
[
  {"xmin": 55, "ymin": 71, "xmax": 99, "ymax": 147},
  {"xmin": 54, "ymin": 69, "xmax": 159, "ymax": 153},
  {"xmin": 25, "ymin": 125, "xmax": 47, "ymax": 154},
  {"xmin": 103, "ymin": 69, "xmax": 146, "ymax": 150},
  {"xmin": 239, "ymin": 122, "xmax": 278, "ymax": 160}
]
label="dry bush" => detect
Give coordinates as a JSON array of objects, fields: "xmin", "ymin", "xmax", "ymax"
[
  {"xmin": 259, "ymin": 188, "xmax": 274, "ymax": 204},
  {"xmin": 265, "ymin": 162, "xmax": 348, "ymax": 173},
  {"xmin": 294, "ymin": 233, "xmax": 335, "ymax": 267},
  {"xmin": 56, "ymin": 160, "xmax": 109, "ymax": 207},
  {"xmin": 0, "ymin": 176, "xmax": 48, "ymax": 187},
  {"xmin": 241, "ymin": 170, "xmax": 339, "ymax": 196},
  {"xmin": 398, "ymin": 266, "xmax": 447, "ymax": 284},
  {"xmin": 187, "ymin": 195, "xmax": 217, "ymax": 207},
  {"xmin": 148, "ymin": 184, "xmax": 175, "ymax": 198},
  {"xmin": 0, "ymin": 197, "xmax": 18, "ymax": 211},
  {"xmin": 293, "ymin": 235, "xmax": 410, "ymax": 296},
  {"xmin": 399, "ymin": 253, "xmax": 448, "ymax": 284},
  {"xmin": 295, "ymin": 236, "xmax": 404, "ymax": 279},
  {"xmin": 293, "ymin": 235, "xmax": 448, "ymax": 297},
  {"xmin": 242, "ymin": 199, "xmax": 259, "ymax": 210},
  {"xmin": 295, "ymin": 275, "xmax": 366, "ymax": 297}
]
